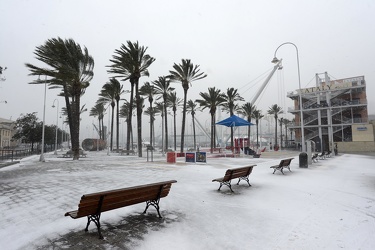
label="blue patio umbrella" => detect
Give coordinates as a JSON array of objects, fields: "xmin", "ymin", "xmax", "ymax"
[
  {"xmin": 216, "ymin": 115, "xmax": 254, "ymax": 154},
  {"xmin": 216, "ymin": 115, "xmax": 254, "ymax": 127}
]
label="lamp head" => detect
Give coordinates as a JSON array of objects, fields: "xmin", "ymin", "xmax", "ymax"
[
  {"xmin": 52, "ymin": 105, "xmax": 55, "ymax": 108},
  {"xmin": 271, "ymin": 57, "xmax": 279, "ymax": 64}
]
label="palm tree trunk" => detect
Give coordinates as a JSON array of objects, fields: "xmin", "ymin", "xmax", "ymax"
[
  {"xmin": 98, "ymin": 118, "xmax": 101, "ymax": 140},
  {"xmin": 256, "ymin": 120, "xmax": 259, "ymax": 148},
  {"xmin": 116, "ymin": 100, "xmax": 120, "ymax": 152},
  {"xmin": 71, "ymin": 96, "xmax": 81, "ymax": 160},
  {"xmin": 274, "ymin": 118, "xmax": 278, "ymax": 148},
  {"xmin": 280, "ymin": 123, "xmax": 283, "ymax": 148},
  {"xmin": 230, "ymin": 127, "xmax": 234, "ymax": 149},
  {"xmin": 135, "ymin": 80, "xmax": 142, "ymax": 157},
  {"xmin": 163, "ymin": 102, "xmax": 168, "ymax": 151},
  {"xmin": 192, "ymin": 114, "xmax": 196, "ymax": 150},
  {"xmin": 127, "ymin": 83, "xmax": 134, "ymax": 152},
  {"xmin": 149, "ymin": 104, "xmax": 153, "ymax": 148},
  {"xmin": 285, "ymin": 125, "xmax": 288, "ymax": 147},
  {"xmin": 110, "ymin": 104, "xmax": 115, "ymax": 151},
  {"xmin": 101, "ymin": 117, "xmax": 105, "ymax": 141},
  {"xmin": 247, "ymin": 123, "xmax": 250, "ymax": 148},
  {"xmin": 210, "ymin": 113, "xmax": 214, "ymax": 153},
  {"xmin": 249, "ymin": 118, "xmax": 252, "ymax": 148},
  {"xmin": 173, "ymin": 111, "xmax": 177, "ymax": 151},
  {"xmin": 180, "ymin": 89, "xmax": 188, "ymax": 153}
]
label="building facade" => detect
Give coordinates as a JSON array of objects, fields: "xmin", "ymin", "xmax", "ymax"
[
  {"xmin": 287, "ymin": 73, "xmax": 373, "ymax": 152},
  {"xmin": 0, "ymin": 118, "xmax": 15, "ymax": 148}
]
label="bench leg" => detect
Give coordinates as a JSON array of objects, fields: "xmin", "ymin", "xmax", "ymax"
[
  {"xmin": 144, "ymin": 199, "xmax": 162, "ymax": 218},
  {"xmin": 86, "ymin": 214, "xmax": 103, "ymax": 239},
  {"xmin": 218, "ymin": 181, "xmax": 233, "ymax": 192},
  {"xmin": 237, "ymin": 176, "xmax": 251, "ymax": 186}
]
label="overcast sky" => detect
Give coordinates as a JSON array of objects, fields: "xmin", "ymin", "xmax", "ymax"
[{"xmin": 1, "ymin": 0, "xmax": 374, "ymax": 138}]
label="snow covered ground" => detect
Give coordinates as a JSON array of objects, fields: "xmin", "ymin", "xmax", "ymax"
[{"xmin": 0, "ymin": 150, "xmax": 374, "ymax": 250}]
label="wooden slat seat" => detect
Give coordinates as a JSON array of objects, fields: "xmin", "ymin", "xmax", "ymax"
[
  {"xmin": 270, "ymin": 158, "xmax": 294, "ymax": 175},
  {"xmin": 65, "ymin": 180, "xmax": 177, "ymax": 239},
  {"xmin": 212, "ymin": 165, "xmax": 256, "ymax": 192}
]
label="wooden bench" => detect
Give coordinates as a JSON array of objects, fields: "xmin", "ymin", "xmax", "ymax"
[
  {"xmin": 270, "ymin": 158, "xmax": 294, "ymax": 174},
  {"xmin": 64, "ymin": 180, "xmax": 177, "ymax": 239},
  {"xmin": 119, "ymin": 149, "xmax": 136, "ymax": 155},
  {"xmin": 212, "ymin": 165, "xmax": 256, "ymax": 192}
]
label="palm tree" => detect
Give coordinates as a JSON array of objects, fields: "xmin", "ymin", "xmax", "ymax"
[
  {"xmin": 152, "ymin": 76, "xmax": 174, "ymax": 151},
  {"xmin": 186, "ymin": 100, "xmax": 198, "ymax": 150},
  {"xmin": 222, "ymin": 88, "xmax": 244, "ymax": 148},
  {"xmin": 25, "ymin": 37, "xmax": 94, "ymax": 160},
  {"xmin": 167, "ymin": 91, "xmax": 182, "ymax": 151},
  {"xmin": 108, "ymin": 41, "xmax": 155, "ymax": 157},
  {"xmin": 239, "ymin": 102, "xmax": 256, "ymax": 148},
  {"xmin": 89, "ymin": 101, "xmax": 105, "ymax": 140},
  {"xmin": 140, "ymin": 82, "xmax": 156, "ymax": 148},
  {"xmin": 252, "ymin": 109, "xmax": 264, "ymax": 149},
  {"xmin": 99, "ymin": 78, "xmax": 125, "ymax": 151},
  {"xmin": 196, "ymin": 87, "xmax": 226, "ymax": 153},
  {"xmin": 267, "ymin": 104, "xmax": 283, "ymax": 149},
  {"xmin": 169, "ymin": 59, "xmax": 207, "ymax": 153}
]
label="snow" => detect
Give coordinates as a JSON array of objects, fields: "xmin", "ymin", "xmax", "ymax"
[{"xmin": 1, "ymin": 150, "xmax": 374, "ymax": 249}]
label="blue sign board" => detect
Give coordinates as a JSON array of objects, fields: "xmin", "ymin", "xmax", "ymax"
[
  {"xmin": 196, "ymin": 152, "xmax": 207, "ymax": 163},
  {"xmin": 185, "ymin": 152, "xmax": 196, "ymax": 163}
]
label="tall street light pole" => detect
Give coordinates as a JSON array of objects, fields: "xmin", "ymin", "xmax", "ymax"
[
  {"xmin": 60, "ymin": 115, "xmax": 64, "ymax": 150},
  {"xmin": 52, "ymin": 99, "xmax": 59, "ymax": 155},
  {"xmin": 272, "ymin": 42, "xmax": 306, "ymax": 152},
  {"xmin": 39, "ymin": 75, "xmax": 47, "ymax": 162}
]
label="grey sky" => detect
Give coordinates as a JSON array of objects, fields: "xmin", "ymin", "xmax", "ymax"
[{"xmin": 1, "ymin": 0, "xmax": 374, "ymax": 138}]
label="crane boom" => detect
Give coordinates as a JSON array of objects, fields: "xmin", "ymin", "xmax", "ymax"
[
  {"xmin": 251, "ymin": 59, "xmax": 282, "ymax": 105},
  {"xmin": 223, "ymin": 59, "xmax": 283, "ymax": 143}
]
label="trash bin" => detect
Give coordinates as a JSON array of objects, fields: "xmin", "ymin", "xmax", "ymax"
[
  {"xmin": 299, "ymin": 152, "xmax": 308, "ymax": 168},
  {"xmin": 167, "ymin": 152, "xmax": 176, "ymax": 163}
]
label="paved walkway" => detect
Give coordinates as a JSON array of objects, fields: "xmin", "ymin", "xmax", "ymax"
[{"xmin": 1, "ymin": 149, "xmax": 374, "ymax": 249}]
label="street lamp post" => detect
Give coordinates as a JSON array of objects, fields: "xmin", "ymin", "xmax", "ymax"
[
  {"xmin": 52, "ymin": 99, "xmax": 59, "ymax": 155},
  {"xmin": 60, "ymin": 115, "xmax": 64, "ymax": 150},
  {"xmin": 39, "ymin": 76, "xmax": 47, "ymax": 162},
  {"xmin": 272, "ymin": 42, "xmax": 306, "ymax": 152}
]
